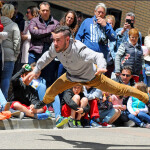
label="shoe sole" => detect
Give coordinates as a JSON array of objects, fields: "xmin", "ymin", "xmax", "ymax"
[{"xmin": 56, "ymin": 118, "xmax": 68, "ymax": 128}]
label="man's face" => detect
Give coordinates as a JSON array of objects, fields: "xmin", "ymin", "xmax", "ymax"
[
  {"xmin": 120, "ymin": 69, "xmax": 132, "ymax": 84},
  {"xmin": 52, "ymin": 32, "xmax": 70, "ymax": 53},
  {"xmin": 39, "ymin": 4, "xmax": 50, "ymax": 21},
  {"xmin": 125, "ymin": 16, "xmax": 135, "ymax": 26},
  {"xmin": 94, "ymin": 7, "xmax": 106, "ymax": 19}
]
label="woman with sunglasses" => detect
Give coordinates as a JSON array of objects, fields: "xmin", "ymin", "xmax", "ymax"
[
  {"xmin": 115, "ymin": 28, "xmax": 144, "ymax": 82},
  {"xmin": 20, "ymin": 6, "xmax": 39, "ymax": 65}
]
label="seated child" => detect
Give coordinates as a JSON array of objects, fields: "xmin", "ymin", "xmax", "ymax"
[
  {"xmin": 61, "ymin": 84, "xmax": 90, "ymax": 128},
  {"xmin": 29, "ymin": 62, "xmax": 68, "ymax": 127},
  {"xmin": 83, "ymin": 86, "xmax": 102, "ymax": 128},
  {"xmin": 98, "ymin": 91, "xmax": 120, "ymax": 127},
  {"xmin": 9, "ymin": 64, "xmax": 48, "ymax": 120},
  {"xmin": 127, "ymin": 82, "xmax": 150, "ymax": 128},
  {"xmin": 29, "ymin": 62, "xmax": 47, "ymax": 101}
]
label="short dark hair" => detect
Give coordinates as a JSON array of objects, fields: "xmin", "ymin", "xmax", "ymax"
[
  {"xmin": 76, "ymin": 11, "xmax": 83, "ymax": 18},
  {"xmin": 121, "ymin": 65, "xmax": 133, "ymax": 75},
  {"xmin": 53, "ymin": 26, "xmax": 71, "ymax": 37}
]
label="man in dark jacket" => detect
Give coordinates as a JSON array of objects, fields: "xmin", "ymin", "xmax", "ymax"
[
  {"xmin": 112, "ymin": 65, "xmax": 135, "ymax": 126},
  {"xmin": 11, "ymin": 1, "xmax": 25, "ymax": 32},
  {"xmin": 28, "ymin": 2, "xmax": 59, "ymax": 87}
]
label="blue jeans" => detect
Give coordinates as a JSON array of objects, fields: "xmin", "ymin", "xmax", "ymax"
[
  {"xmin": 57, "ymin": 63, "xmax": 66, "ymax": 78},
  {"xmin": 1, "ymin": 61, "xmax": 15, "ymax": 99},
  {"xmin": 99, "ymin": 108, "xmax": 115, "ymax": 123},
  {"xmin": 128, "ymin": 111, "xmax": 150, "ymax": 126},
  {"xmin": 52, "ymin": 95, "xmax": 61, "ymax": 119},
  {"xmin": 47, "ymin": 95, "xmax": 61, "ymax": 119},
  {"xmin": 143, "ymin": 64, "xmax": 150, "ymax": 87},
  {"xmin": 0, "ymin": 89, "xmax": 7, "ymax": 110}
]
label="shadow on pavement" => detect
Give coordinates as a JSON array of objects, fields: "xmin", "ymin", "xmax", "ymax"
[{"xmin": 37, "ymin": 134, "xmax": 150, "ymax": 149}]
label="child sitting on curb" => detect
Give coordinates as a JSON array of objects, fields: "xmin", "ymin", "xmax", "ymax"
[
  {"xmin": 127, "ymin": 82, "xmax": 150, "ymax": 128},
  {"xmin": 61, "ymin": 84, "xmax": 90, "ymax": 128},
  {"xmin": 83, "ymin": 86, "xmax": 102, "ymax": 128},
  {"xmin": 98, "ymin": 91, "xmax": 120, "ymax": 127},
  {"xmin": 9, "ymin": 64, "xmax": 49, "ymax": 120}
]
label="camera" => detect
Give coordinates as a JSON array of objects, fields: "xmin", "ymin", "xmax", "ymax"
[
  {"xmin": 98, "ymin": 37, "xmax": 108, "ymax": 45},
  {"xmin": 126, "ymin": 19, "xmax": 134, "ymax": 28}
]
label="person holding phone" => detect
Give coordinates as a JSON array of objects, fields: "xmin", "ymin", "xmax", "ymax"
[
  {"xmin": 115, "ymin": 28, "xmax": 144, "ymax": 82},
  {"xmin": 115, "ymin": 12, "xmax": 142, "ymax": 53}
]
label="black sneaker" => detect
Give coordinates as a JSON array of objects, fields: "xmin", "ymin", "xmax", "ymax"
[
  {"xmin": 68, "ymin": 117, "xmax": 76, "ymax": 128},
  {"xmin": 76, "ymin": 120, "xmax": 83, "ymax": 128},
  {"xmin": 34, "ymin": 101, "xmax": 46, "ymax": 109}
]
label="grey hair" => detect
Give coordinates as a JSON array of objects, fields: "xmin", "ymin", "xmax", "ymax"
[
  {"xmin": 126, "ymin": 12, "xmax": 135, "ymax": 19},
  {"xmin": 95, "ymin": 3, "xmax": 107, "ymax": 13},
  {"xmin": 39, "ymin": 1, "xmax": 50, "ymax": 9}
]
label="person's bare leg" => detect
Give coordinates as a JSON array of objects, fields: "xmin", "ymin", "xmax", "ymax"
[
  {"xmin": 13, "ymin": 102, "xmax": 34, "ymax": 117},
  {"xmin": 76, "ymin": 97, "xmax": 88, "ymax": 120},
  {"xmin": 71, "ymin": 95, "xmax": 80, "ymax": 119},
  {"xmin": 109, "ymin": 109, "xmax": 121, "ymax": 124}
]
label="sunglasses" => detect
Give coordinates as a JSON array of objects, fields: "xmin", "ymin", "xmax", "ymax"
[{"xmin": 122, "ymin": 74, "xmax": 131, "ymax": 77}]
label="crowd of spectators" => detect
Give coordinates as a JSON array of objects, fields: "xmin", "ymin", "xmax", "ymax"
[{"xmin": 0, "ymin": 1, "xmax": 150, "ymax": 129}]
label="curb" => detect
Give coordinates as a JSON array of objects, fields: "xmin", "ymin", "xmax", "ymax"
[{"xmin": 0, "ymin": 118, "xmax": 56, "ymax": 130}]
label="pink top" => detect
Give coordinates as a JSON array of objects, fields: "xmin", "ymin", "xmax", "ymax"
[{"xmin": 111, "ymin": 95, "xmax": 126, "ymax": 110}]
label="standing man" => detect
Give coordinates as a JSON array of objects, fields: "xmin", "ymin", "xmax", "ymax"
[
  {"xmin": 28, "ymin": 2, "xmax": 59, "ymax": 87},
  {"xmin": 115, "ymin": 12, "xmax": 142, "ymax": 52},
  {"xmin": 76, "ymin": 3, "xmax": 117, "ymax": 76},
  {"xmin": 24, "ymin": 26, "xmax": 149, "ymax": 110}
]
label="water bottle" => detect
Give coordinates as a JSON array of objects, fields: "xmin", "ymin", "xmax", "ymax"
[{"xmin": 25, "ymin": 64, "xmax": 32, "ymax": 72}]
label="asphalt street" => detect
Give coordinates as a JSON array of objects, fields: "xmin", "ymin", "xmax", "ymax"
[{"xmin": 0, "ymin": 127, "xmax": 150, "ymax": 149}]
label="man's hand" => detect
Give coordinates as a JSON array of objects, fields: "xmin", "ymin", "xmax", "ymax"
[
  {"xmin": 23, "ymin": 71, "xmax": 40, "ymax": 84},
  {"xmin": 34, "ymin": 27, "xmax": 38, "ymax": 30},
  {"xmin": 97, "ymin": 17, "xmax": 107, "ymax": 27},
  {"xmin": 95, "ymin": 68, "xmax": 107, "ymax": 76},
  {"xmin": 121, "ymin": 23, "xmax": 131, "ymax": 35},
  {"xmin": 76, "ymin": 107, "xmax": 84, "ymax": 114}
]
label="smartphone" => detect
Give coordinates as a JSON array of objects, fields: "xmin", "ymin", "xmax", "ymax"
[{"xmin": 126, "ymin": 19, "xmax": 134, "ymax": 28}]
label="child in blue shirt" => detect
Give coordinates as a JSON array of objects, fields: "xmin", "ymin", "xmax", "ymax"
[{"xmin": 127, "ymin": 82, "xmax": 150, "ymax": 128}]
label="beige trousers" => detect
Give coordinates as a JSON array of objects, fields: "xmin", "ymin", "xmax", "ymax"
[{"xmin": 43, "ymin": 73, "xmax": 149, "ymax": 104}]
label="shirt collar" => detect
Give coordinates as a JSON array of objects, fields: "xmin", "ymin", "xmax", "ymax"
[{"xmin": 61, "ymin": 38, "xmax": 73, "ymax": 54}]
